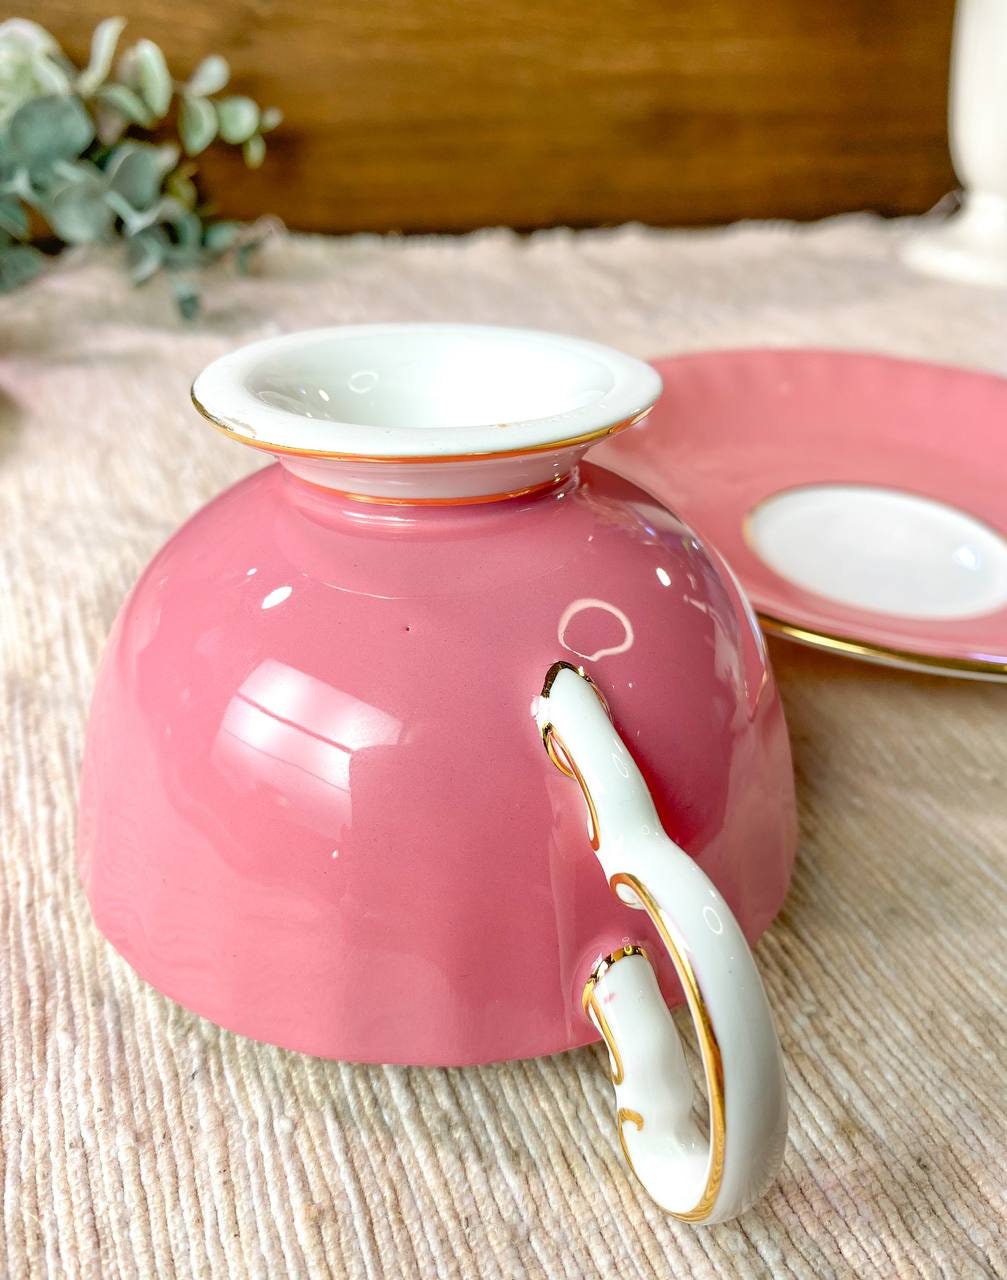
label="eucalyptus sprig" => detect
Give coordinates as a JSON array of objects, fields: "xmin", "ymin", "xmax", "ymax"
[{"xmin": 0, "ymin": 17, "xmax": 282, "ymax": 316}]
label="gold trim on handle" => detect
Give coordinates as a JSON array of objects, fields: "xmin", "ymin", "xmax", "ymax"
[
  {"xmin": 617, "ymin": 1108, "xmax": 646, "ymax": 1167},
  {"xmin": 539, "ymin": 661, "xmax": 611, "ymax": 850},
  {"xmin": 539, "ymin": 659, "xmax": 610, "ymax": 716},
  {"xmin": 609, "ymin": 871, "xmax": 727, "ymax": 1224},
  {"xmin": 543, "ymin": 726, "xmax": 600, "ymax": 848},
  {"xmin": 538, "ymin": 660, "xmax": 726, "ymax": 1222},
  {"xmin": 582, "ymin": 946, "xmax": 649, "ymax": 1085}
]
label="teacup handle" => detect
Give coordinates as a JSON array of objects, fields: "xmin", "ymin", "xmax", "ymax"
[{"xmin": 535, "ymin": 662, "xmax": 787, "ymax": 1224}]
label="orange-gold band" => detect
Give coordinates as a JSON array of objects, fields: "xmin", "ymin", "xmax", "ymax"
[{"xmin": 284, "ymin": 470, "xmax": 572, "ymax": 507}]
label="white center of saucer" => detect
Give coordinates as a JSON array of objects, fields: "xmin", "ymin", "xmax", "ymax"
[{"xmin": 745, "ymin": 484, "xmax": 1007, "ymax": 620}]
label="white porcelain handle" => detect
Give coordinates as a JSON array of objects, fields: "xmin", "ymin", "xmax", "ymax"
[{"xmin": 535, "ymin": 662, "xmax": 787, "ymax": 1224}]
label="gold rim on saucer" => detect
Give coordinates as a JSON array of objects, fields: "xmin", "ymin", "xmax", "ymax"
[{"xmin": 758, "ymin": 613, "xmax": 1007, "ymax": 682}]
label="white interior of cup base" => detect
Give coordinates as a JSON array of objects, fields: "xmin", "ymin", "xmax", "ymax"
[
  {"xmin": 191, "ymin": 324, "xmax": 662, "ymax": 459},
  {"xmin": 249, "ymin": 328, "xmax": 615, "ymax": 428}
]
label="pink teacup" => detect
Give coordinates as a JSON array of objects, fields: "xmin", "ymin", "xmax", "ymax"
[{"xmin": 79, "ymin": 324, "xmax": 796, "ymax": 1222}]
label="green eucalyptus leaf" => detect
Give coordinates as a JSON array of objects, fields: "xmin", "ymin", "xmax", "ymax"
[
  {"xmin": 0, "ymin": 241, "xmax": 44, "ymax": 291},
  {"xmin": 136, "ymin": 194, "xmax": 187, "ymax": 231},
  {"xmin": 0, "ymin": 22, "xmax": 281, "ymax": 301},
  {"xmin": 105, "ymin": 143, "xmax": 162, "ymax": 210},
  {"xmin": 125, "ymin": 227, "xmax": 165, "ymax": 283},
  {"xmin": 33, "ymin": 57, "xmax": 74, "ymax": 99},
  {"xmin": 133, "ymin": 38, "xmax": 172, "ymax": 117},
  {"xmin": 76, "ymin": 16, "xmax": 127, "ymax": 97},
  {"xmin": 8, "ymin": 95, "xmax": 94, "ymax": 166},
  {"xmin": 242, "ymin": 133, "xmax": 266, "ymax": 169},
  {"xmin": 0, "ymin": 196, "xmax": 29, "ymax": 239},
  {"xmin": 0, "ymin": 167, "xmax": 34, "ymax": 202},
  {"xmin": 154, "ymin": 143, "xmax": 181, "ymax": 176},
  {"xmin": 164, "ymin": 168, "xmax": 197, "ymax": 210},
  {"xmin": 33, "ymin": 58, "xmax": 74, "ymax": 102},
  {"xmin": 179, "ymin": 94, "xmax": 217, "ymax": 155},
  {"xmin": 171, "ymin": 210, "xmax": 203, "ymax": 249},
  {"xmin": 96, "ymin": 82, "xmax": 154, "ymax": 127},
  {"xmin": 0, "ymin": 17, "xmax": 60, "ymax": 56},
  {"xmin": 94, "ymin": 102, "xmax": 128, "ymax": 146},
  {"xmin": 45, "ymin": 160, "xmax": 107, "ymax": 209},
  {"xmin": 186, "ymin": 54, "xmax": 229, "ymax": 98},
  {"xmin": 114, "ymin": 42, "xmax": 139, "ymax": 87},
  {"xmin": 44, "ymin": 173, "xmax": 114, "ymax": 244},
  {"xmin": 216, "ymin": 95, "xmax": 259, "ymax": 145},
  {"xmin": 0, "ymin": 21, "xmax": 73, "ymax": 120},
  {"xmin": 169, "ymin": 275, "xmax": 200, "ymax": 320},
  {"xmin": 103, "ymin": 188, "xmax": 140, "ymax": 228},
  {"xmin": 49, "ymin": 158, "xmax": 103, "ymax": 185},
  {"xmin": 202, "ymin": 219, "xmax": 240, "ymax": 253},
  {"xmin": 106, "ymin": 189, "xmax": 186, "ymax": 235},
  {"xmin": 163, "ymin": 220, "xmax": 204, "ymax": 269}
]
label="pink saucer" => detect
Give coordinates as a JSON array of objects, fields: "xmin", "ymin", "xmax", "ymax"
[{"xmin": 593, "ymin": 349, "xmax": 1007, "ymax": 680}]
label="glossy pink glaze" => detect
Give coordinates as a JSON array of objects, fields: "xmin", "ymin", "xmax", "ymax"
[{"xmin": 78, "ymin": 461, "xmax": 796, "ymax": 1065}]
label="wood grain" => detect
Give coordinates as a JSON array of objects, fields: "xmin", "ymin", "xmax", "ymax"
[{"xmin": 38, "ymin": 0, "xmax": 958, "ymax": 233}]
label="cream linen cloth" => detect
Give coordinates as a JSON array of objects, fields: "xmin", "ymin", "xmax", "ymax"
[{"xmin": 2, "ymin": 215, "xmax": 1006, "ymax": 1279}]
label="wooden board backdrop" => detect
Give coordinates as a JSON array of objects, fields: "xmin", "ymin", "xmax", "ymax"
[{"xmin": 37, "ymin": 0, "xmax": 957, "ymax": 233}]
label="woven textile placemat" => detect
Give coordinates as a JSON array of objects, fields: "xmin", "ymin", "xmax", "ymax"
[{"xmin": 2, "ymin": 215, "xmax": 1006, "ymax": 1279}]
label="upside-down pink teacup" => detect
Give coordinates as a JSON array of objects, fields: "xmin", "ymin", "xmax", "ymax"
[{"xmin": 78, "ymin": 323, "xmax": 796, "ymax": 1222}]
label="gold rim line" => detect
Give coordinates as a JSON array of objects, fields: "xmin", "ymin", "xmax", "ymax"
[
  {"xmin": 617, "ymin": 1108, "xmax": 645, "ymax": 1168},
  {"xmin": 539, "ymin": 660, "xmax": 611, "ymax": 714},
  {"xmin": 539, "ymin": 662, "xmax": 612, "ymax": 851},
  {"xmin": 582, "ymin": 946, "xmax": 650, "ymax": 1086},
  {"xmin": 758, "ymin": 612, "xmax": 1007, "ymax": 680},
  {"xmin": 609, "ymin": 871, "xmax": 727, "ymax": 1225},
  {"xmin": 191, "ymin": 388, "xmax": 652, "ymax": 464},
  {"xmin": 285, "ymin": 470, "xmax": 571, "ymax": 507},
  {"xmin": 540, "ymin": 659, "xmax": 583, "ymax": 700},
  {"xmin": 542, "ymin": 726, "xmax": 599, "ymax": 848}
]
